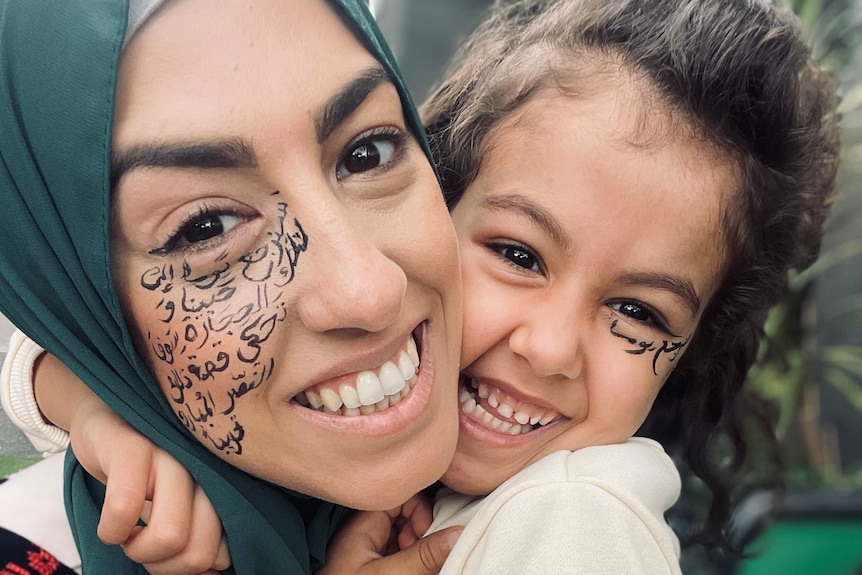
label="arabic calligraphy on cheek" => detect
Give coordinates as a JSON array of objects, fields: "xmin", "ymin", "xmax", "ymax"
[
  {"xmin": 140, "ymin": 202, "xmax": 308, "ymax": 455},
  {"xmin": 609, "ymin": 319, "xmax": 688, "ymax": 376}
]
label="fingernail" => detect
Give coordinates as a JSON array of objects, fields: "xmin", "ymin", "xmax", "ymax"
[{"xmin": 445, "ymin": 528, "xmax": 463, "ymax": 550}]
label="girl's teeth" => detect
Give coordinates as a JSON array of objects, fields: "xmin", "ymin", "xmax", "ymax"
[
  {"xmin": 497, "ymin": 403, "xmax": 514, "ymax": 419},
  {"xmin": 359, "ymin": 404, "xmax": 377, "ymax": 416},
  {"xmin": 375, "ymin": 397, "xmax": 390, "ymax": 410},
  {"xmin": 344, "ymin": 407, "xmax": 361, "ymax": 417},
  {"xmin": 458, "ymin": 382, "xmax": 560, "ymax": 435}
]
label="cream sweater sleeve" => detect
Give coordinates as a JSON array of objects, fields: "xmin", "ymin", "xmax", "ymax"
[{"xmin": 1, "ymin": 329, "xmax": 70, "ymax": 454}]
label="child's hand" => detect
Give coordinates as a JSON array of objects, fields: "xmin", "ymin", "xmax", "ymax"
[
  {"xmin": 68, "ymin": 393, "xmax": 230, "ymax": 575},
  {"xmin": 316, "ymin": 495, "xmax": 462, "ymax": 575}
]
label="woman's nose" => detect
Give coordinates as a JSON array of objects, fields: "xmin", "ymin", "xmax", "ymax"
[
  {"xmin": 508, "ymin": 301, "xmax": 583, "ymax": 380},
  {"xmin": 296, "ymin": 222, "xmax": 407, "ymax": 334}
]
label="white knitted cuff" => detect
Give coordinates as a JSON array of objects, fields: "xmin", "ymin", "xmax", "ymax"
[{"xmin": 1, "ymin": 330, "xmax": 70, "ymax": 454}]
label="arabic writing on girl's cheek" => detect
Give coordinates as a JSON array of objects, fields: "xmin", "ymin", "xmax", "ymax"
[
  {"xmin": 139, "ymin": 201, "xmax": 308, "ymax": 455},
  {"xmin": 609, "ymin": 319, "xmax": 688, "ymax": 376}
]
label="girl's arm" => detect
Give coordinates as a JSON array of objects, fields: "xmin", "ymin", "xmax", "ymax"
[
  {"xmin": 1, "ymin": 330, "xmax": 69, "ymax": 453},
  {"xmin": 317, "ymin": 495, "xmax": 462, "ymax": 575},
  {"xmin": 1, "ymin": 330, "xmax": 229, "ymax": 575}
]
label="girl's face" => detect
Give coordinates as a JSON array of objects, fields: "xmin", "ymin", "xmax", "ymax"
[
  {"xmin": 110, "ymin": 0, "xmax": 461, "ymax": 510},
  {"xmin": 444, "ymin": 78, "xmax": 734, "ymax": 495}
]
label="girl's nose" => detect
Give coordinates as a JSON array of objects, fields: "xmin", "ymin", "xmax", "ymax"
[
  {"xmin": 508, "ymin": 301, "xmax": 583, "ymax": 380},
  {"xmin": 296, "ymin": 221, "xmax": 407, "ymax": 334}
]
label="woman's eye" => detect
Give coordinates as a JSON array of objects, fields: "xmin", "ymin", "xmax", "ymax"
[
  {"xmin": 336, "ymin": 131, "xmax": 402, "ymax": 179},
  {"xmin": 153, "ymin": 212, "xmax": 244, "ymax": 255},
  {"xmin": 491, "ymin": 243, "xmax": 543, "ymax": 274}
]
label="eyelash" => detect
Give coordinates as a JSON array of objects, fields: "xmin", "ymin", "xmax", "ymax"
[
  {"xmin": 335, "ymin": 126, "xmax": 409, "ymax": 180},
  {"xmin": 487, "ymin": 240, "xmax": 545, "ymax": 275},
  {"xmin": 608, "ymin": 300, "xmax": 672, "ymax": 334},
  {"xmin": 150, "ymin": 204, "xmax": 249, "ymax": 256}
]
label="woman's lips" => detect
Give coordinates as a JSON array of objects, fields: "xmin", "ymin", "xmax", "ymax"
[{"xmin": 293, "ymin": 331, "xmax": 421, "ymax": 416}]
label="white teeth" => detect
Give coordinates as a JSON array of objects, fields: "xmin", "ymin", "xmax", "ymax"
[
  {"xmin": 488, "ymin": 394, "xmax": 499, "ymax": 408},
  {"xmin": 375, "ymin": 397, "xmax": 390, "ymax": 410},
  {"xmin": 478, "ymin": 383, "xmax": 490, "ymax": 399},
  {"xmin": 380, "ymin": 361, "xmax": 408, "ymax": 395},
  {"xmin": 339, "ymin": 384, "xmax": 362, "ymax": 409},
  {"xmin": 306, "ymin": 390, "xmax": 324, "ymax": 410},
  {"xmin": 407, "ymin": 336, "xmax": 419, "ymax": 367},
  {"xmin": 539, "ymin": 413, "xmax": 555, "ymax": 426},
  {"xmin": 498, "ymin": 421, "xmax": 513, "ymax": 433},
  {"xmin": 398, "ymin": 351, "xmax": 415, "ymax": 381},
  {"xmin": 460, "ymin": 389, "xmax": 472, "ymax": 403},
  {"xmin": 359, "ymin": 404, "xmax": 377, "ymax": 415},
  {"xmin": 344, "ymin": 407, "xmax": 361, "ymax": 417},
  {"xmin": 530, "ymin": 415, "xmax": 540, "ymax": 425},
  {"xmin": 320, "ymin": 388, "xmax": 343, "ymax": 411},
  {"xmin": 514, "ymin": 411, "xmax": 530, "ymax": 425},
  {"xmin": 497, "ymin": 402, "xmax": 514, "ymax": 419},
  {"xmin": 356, "ymin": 371, "xmax": 385, "ymax": 405},
  {"xmin": 389, "ymin": 390, "xmax": 403, "ymax": 406}
]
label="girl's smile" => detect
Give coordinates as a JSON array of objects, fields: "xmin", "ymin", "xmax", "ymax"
[{"xmin": 443, "ymin": 73, "xmax": 734, "ymax": 496}]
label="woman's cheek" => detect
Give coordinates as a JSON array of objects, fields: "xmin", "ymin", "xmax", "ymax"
[{"xmin": 127, "ymin": 203, "xmax": 308, "ymax": 456}]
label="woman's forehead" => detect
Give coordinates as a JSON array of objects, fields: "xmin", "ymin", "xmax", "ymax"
[{"xmin": 112, "ymin": 0, "xmax": 382, "ymax": 149}]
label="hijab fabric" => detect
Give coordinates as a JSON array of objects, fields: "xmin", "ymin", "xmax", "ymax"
[{"xmin": 0, "ymin": 1, "xmax": 430, "ymax": 573}]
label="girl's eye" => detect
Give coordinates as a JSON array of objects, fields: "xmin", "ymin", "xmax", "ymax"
[
  {"xmin": 490, "ymin": 242, "xmax": 543, "ymax": 274},
  {"xmin": 152, "ymin": 212, "xmax": 245, "ymax": 255},
  {"xmin": 609, "ymin": 301, "xmax": 668, "ymax": 332},
  {"xmin": 336, "ymin": 129, "xmax": 404, "ymax": 179}
]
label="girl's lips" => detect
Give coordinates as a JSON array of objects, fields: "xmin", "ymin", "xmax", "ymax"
[
  {"xmin": 457, "ymin": 376, "xmax": 565, "ymax": 443},
  {"xmin": 461, "ymin": 376, "xmax": 562, "ymax": 427}
]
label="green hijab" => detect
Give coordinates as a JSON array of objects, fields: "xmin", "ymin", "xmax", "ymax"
[{"xmin": 0, "ymin": 1, "xmax": 431, "ymax": 573}]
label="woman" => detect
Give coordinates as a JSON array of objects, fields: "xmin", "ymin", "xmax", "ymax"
[{"xmin": 0, "ymin": 0, "xmax": 462, "ymax": 573}]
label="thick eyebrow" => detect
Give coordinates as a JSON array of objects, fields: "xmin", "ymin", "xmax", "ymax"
[
  {"xmin": 316, "ymin": 65, "xmax": 391, "ymax": 143},
  {"xmin": 479, "ymin": 193, "xmax": 572, "ymax": 251},
  {"xmin": 614, "ymin": 270, "xmax": 702, "ymax": 318},
  {"xmin": 110, "ymin": 138, "xmax": 257, "ymax": 190}
]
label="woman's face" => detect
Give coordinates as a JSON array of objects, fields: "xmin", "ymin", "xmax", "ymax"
[
  {"xmin": 444, "ymin": 77, "xmax": 733, "ymax": 495},
  {"xmin": 110, "ymin": 0, "xmax": 461, "ymax": 510}
]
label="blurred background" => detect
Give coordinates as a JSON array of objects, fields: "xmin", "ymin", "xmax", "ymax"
[{"xmin": 2, "ymin": 0, "xmax": 861, "ymax": 572}]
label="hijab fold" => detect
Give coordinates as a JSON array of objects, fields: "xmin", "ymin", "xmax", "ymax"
[{"xmin": 0, "ymin": 1, "xmax": 429, "ymax": 572}]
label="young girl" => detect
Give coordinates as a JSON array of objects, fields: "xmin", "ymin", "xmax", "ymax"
[{"xmin": 3, "ymin": 0, "xmax": 839, "ymax": 573}]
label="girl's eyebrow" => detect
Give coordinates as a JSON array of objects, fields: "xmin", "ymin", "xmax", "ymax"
[
  {"xmin": 480, "ymin": 193, "xmax": 572, "ymax": 251},
  {"xmin": 479, "ymin": 192, "xmax": 702, "ymax": 317},
  {"xmin": 614, "ymin": 271, "xmax": 702, "ymax": 317}
]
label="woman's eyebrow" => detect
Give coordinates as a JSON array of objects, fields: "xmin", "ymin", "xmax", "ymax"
[
  {"xmin": 316, "ymin": 65, "xmax": 391, "ymax": 142},
  {"xmin": 110, "ymin": 138, "xmax": 257, "ymax": 189}
]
